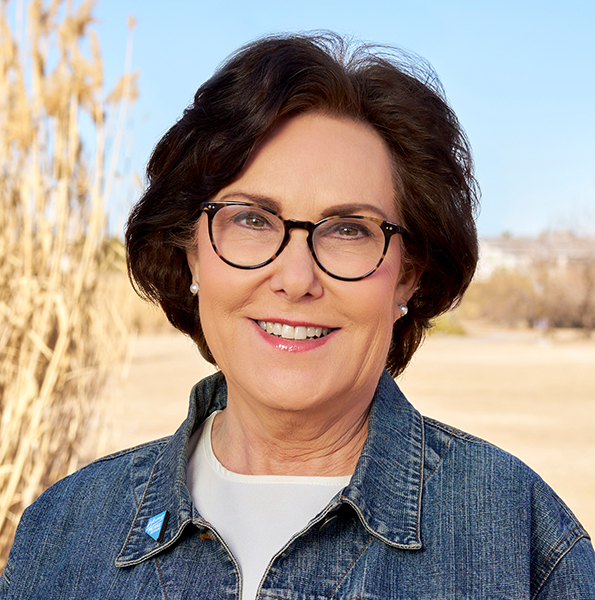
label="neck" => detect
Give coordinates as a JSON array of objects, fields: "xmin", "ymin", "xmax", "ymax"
[{"xmin": 210, "ymin": 392, "xmax": 371, "ymax": 477}]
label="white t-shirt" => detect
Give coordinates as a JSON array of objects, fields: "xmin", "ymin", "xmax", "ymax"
[{"xmin": 187, "ymin": 412, "xmax": 351, "ymax": 600}]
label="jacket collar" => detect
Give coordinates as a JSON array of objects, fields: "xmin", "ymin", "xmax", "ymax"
[
  {"xmin": 116, "ymin": 370, "xmax": 423, "ymax": 566},
  {"xmin": 115, "ymin": 374, "xmax": 228, "ymax": 567},
  {"xmin": 341, "ymin": 370, "xmax": 423, "ymax": 549}
]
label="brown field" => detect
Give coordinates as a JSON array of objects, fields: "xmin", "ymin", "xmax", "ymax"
[{"xmin": 91, "ymin": 323, "xmax": 595, "ymax": 536}]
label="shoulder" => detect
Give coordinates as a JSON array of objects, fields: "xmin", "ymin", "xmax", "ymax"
[
  {"xmin": 422, "ymin": 414, "xmax": 542, "ymax": 483},
  {"xmin": 420, "ymin": 414, "xmax": 580, "ymax": 523},
  {"xmin": 27, "ymin": 436, "xmax": 168, "ymax": 514},
  {"xmin": 3, "ymin": 438, "xmax": 168, "ymax": 588},
  {"xmin": 421, "ymin": 415, "xmax": 595, "ymax": 597}
]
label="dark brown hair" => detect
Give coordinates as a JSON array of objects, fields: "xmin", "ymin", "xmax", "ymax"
[{"xmin": 125, "ymin": 33, "xmax": 479, "ymax": 376}]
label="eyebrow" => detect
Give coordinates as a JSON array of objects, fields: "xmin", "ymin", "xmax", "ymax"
[
  {"xmin": 219, "ymin": 192, "xmax": 281, "ymax": 213},
  {"xmin": 218, "ymin": 192, "xmax": 391, "ymax": 221},
  {"xmin": 319, "ymin": 203, "xmax": 389, "ymax": 220}
]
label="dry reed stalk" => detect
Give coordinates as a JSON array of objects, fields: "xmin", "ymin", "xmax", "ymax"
[{"xmin": 0, "ymin": 0, "xmax": 137, "ymax": 562}]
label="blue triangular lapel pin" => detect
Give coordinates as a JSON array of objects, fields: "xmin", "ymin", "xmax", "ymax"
[{"xmin": 145, "ymin": 510, "xmax": 169, "ymax": 542}]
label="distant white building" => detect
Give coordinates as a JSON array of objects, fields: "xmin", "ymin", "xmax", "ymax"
[{"xmin": 476, "ymin": 231, "xmax": 595, "ymax": 281}]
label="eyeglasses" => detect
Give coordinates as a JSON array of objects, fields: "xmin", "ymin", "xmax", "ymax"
[{"xmin": 200, "ymin": 201, "xmax": 406, "ymax": 281}]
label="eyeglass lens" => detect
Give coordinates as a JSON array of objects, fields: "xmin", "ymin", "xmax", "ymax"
[{"xmin": 209, "ymin": 204, "xmax": 389, "ymax": 280}]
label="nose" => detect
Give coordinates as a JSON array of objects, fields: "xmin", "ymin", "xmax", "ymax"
[{"xmin": 268, "ymin": 229, "xmax": 323, "ymax": 301}]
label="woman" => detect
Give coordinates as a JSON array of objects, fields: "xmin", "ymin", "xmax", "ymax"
[{"xmin": 2, "ymin": 34, "xmax": 594, "ymax": 599}]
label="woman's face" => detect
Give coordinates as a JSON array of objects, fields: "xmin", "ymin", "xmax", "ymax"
[{"xmin": 187, "ymin": 113, "xmax": 417, "ymax": 419}]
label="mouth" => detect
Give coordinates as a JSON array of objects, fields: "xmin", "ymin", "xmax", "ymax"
[{"xmin": 256, "ymin": 320, "xmax": 333, "ymax": 340}]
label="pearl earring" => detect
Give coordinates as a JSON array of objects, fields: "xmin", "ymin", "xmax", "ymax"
[
  {"xmin": 189, "ymin": 282, "xmax": 199, "ymax": 295},
  {"xmin": 400, "ymin": 304, "xmax": 408, "ymax": 318}
]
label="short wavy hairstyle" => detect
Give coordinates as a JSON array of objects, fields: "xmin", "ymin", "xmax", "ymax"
[{"xmin": 126, "ymin": 33, "xmax": 479, "ymax": 377}]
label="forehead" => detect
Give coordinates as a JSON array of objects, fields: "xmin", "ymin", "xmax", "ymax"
[{"xmin": 216, "ymin": 113, "xmax": 398, "ymax": 220}]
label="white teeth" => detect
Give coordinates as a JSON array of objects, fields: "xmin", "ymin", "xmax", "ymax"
[
  {"xmin": 294, "ymin": 326, "xmax": 307, "ymax": 340},
  {"xmin": 257, "ymin": 320, "xmax": 331, "ymax": 340},
  {"xmin": 281, "ymin": 324, "xmax": 295, "ymax": 339}
]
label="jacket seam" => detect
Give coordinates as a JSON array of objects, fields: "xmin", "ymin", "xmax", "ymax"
[
  {"xmin": 414, "ymin": 411, "xmax": 424, "ymax": 543},
  {"xmin": 424, "ymin": 417, "xmax": 498, "ymax": 448},
  {"xmin": 548, "ymin": 487, "xmax": 591, "ymax": 539},
  {"xmin": 132, "ymin": 448, "xmax": 140, "ymax": 508},
  {"xmin": 328, "ymin": 535, "xmax": 373, "ymax": 599},
  {"xmin": 422, "ymin": 424, "xmax": 455, "ymax": 485},
  {"xmin": 1, "ymin": 564, "xmax": 11, "ymax": 584},
  {"xmin": 422, "ymin": 417, "xmax": 454, "ymax": 484},
  {"xmin": 155, "ymin": 556, "xmax": 169, "ymax": 600},
  {"xmin": 529, "ymin": 527, "xmax": 586, "ymax": 599},
  {"xmin": 90, "ymin": 438, "xmax": 170, "ymax": 465},
  {"xmin": 115, "ymin": 451, "xmax": 161, "ymax": 564}
]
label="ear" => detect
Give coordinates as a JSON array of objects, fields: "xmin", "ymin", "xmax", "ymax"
[
  {"xmin": 393, "ymin": 266, "xmax": 422, "ymax": 322},
  {"xmin": 186, "ymin": 217, "xmax": 204, "ymax": 284},
  {"xmin": 186, "ymin": 246, "xmax": 200, "ymax": 285}
]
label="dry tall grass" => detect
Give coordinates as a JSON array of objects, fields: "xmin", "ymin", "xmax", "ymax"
[{"xmin": 0, "ymin": 0, "xmax": 137, "ymax": 561}]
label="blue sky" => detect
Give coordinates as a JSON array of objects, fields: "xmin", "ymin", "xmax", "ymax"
[{"xmin": 92, "ymin": 0, "xmax": 595, "ymax": 237}]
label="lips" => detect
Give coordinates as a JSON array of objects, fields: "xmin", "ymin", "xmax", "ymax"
[{"xmin": 256, "ymin": 320, "xmax": 332, "ymax": 340}]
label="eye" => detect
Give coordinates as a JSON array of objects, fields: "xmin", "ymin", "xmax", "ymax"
[
  {"xmin": 336, "ymin": 225, "xmax": 366, "ymax": 237},
  {"xmin": 231, "ymin": 209, "xmax": 274, "ymax": 230},
  {"xmin": 325, "ymin": 219, "xmax": 374, "ymax": 239}
]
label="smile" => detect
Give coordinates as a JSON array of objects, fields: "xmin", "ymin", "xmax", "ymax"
[{"xmin": 256, "ymin": 321, "xmax": 332, "ymax": 340}]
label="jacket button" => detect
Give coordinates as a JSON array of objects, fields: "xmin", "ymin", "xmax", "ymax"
[{"xmin": 320, "ymin": 514, "xmax": 338, "ymax": 530}]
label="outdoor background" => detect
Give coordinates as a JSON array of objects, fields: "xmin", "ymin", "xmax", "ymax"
[
  {"xmin": 1, "ymin": 0, "xmax": 594, "ymax": 563},
  {"xmin": 93, "ymin": 0, "xmax": 595, "ymax": 238}
]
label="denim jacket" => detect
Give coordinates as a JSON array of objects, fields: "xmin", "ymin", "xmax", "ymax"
[{"xmin": 2, "ymin": 371, "xmax": 594, "ymax": 599}]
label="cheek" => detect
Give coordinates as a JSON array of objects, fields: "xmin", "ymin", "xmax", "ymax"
[
  {"xmin": 377, "ymin": 254, "xmax": 405, "ymax": 324},
  {"xmin": 195, "ymin": 220, "xmax": 236, "ymax": 293},
  {"xmin": 349, "ymin": 275, "xmax": 400, "ymax": 336},
  {"xmin": 197, "ymin": 245, "xmax": 261, "ymax": 331},
  {"xmin": 197, "ymin": 275, "xmax": 234, "ymax": 368},
  {"xmin": 198, "ymin": 260, "xmax": 236, "ymax": 326}
]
